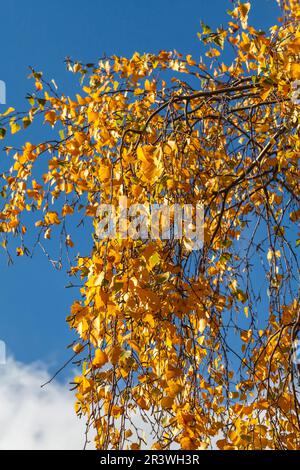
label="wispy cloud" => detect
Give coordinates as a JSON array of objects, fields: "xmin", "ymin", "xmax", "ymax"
[{"xmin": 0, "ymin": 357, "xmax": 89, "ymax": 450}]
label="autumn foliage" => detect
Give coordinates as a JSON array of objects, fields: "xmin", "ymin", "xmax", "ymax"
[{"xmin": 0, "ymin": 0, "xmax": 300, "ymax": 450}]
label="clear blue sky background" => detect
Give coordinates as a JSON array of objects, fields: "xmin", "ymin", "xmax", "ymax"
[{"xmin": 0, "ymin": 0, "xmax": 280, "ymax": 379}]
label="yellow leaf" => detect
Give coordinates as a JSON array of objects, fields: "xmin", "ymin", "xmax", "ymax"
[
  {"xmin": 110, "ymin": 345, "xmax": 122, "ymax": 366},
  {"xmin": 66, "ymin": 235, "xmax": 74, "ymax": 247},
  {"xmin": 93, "ymin": 349, "xmax": 109, "ymax": 368},
  {"xmin": 167, "ymin": 383, "xmax": 183, "ymax": 397},
  {"xmin": 137, "ymin": 397, "xmax": 149, "ymax": 410},
  {"xmin": 131, "ymin": 443, "xmax": 140, "ymax": 450},
  {"xmin": 10, "ymin": 121, "xmax": 21, "ymax": 134},
  {"xmin": 186, "ymin": 54, "xmax": 196, "ymax": 66},
  {"xmin": 206, "ymin": 48, "xmax": 221, "ymax": 58},
  {"xmin": 99, "ymin": 163, "xmax": 111, "ymax": 183},
  {"xmin": 240, "ymin": 329, "xmax": 251, "ymax": 342},
  {"xmin": 62, "ymin": 205, "xmax": 74, "ymax": 216},
  {"xmin": 44, "ymin": 228, "xmax": 51, "ymax": 239},
  {"xmin": 87, "ymin": 107, "xmax": 98, "ymax": 123},
  {"xmin": 45, "ymin": 211, "xmax": 60, "ymax": 225},
  {"xmin": 239, "ymin": 2, "xmax": 251, "ymax": 29},
  {"xmin": 161, "ymin": 397, "xmax": 174, "ymax": 409},
  {"xmin": 180, "ymin": 436, "xmax": 197, "ymax": 450},
  {"xmin": 81, "ymin": 376, "xmax": 92, "ymax": 394},
  {"xmin": 148, "ymin": 251, "xmax": 160, "ymax": 270},
  {"xmin": 290, "ymin": 210, "xmax": 300, "ymax": 222},
  {"xmin": 73, "ymin": 343, "xmax": 84, "ymax": 354},
  {"xmin": 111, "ymin": 405, "xmax": 124, "ymax": 417},
  {"xmin": 260, "ymin": 86, "xmax": 272, "ymax": 101},
  {"xmin": 144, "ymin": 313, "xmax": 155, "ymax": 327},
  {"xmin": 199, "ymin": 318, "xmax": 207, "ymax": 333},
  {"xmin": 2, "ymin": 107, "xmax": 15, "ymax": 117},
  {"xmin": 137, "ymin": 145, "xmax": 164, "ymax": 185},
  {"xmin": 35, "ymin": 81, "xmax": 43, "ymax": 91},
  {"xmin": 291, "ymin": 63, "xmax": 300, "ymax": 80},
  {"xmin": 76, "ymin": 94, "xmax": 87, "ymax": 105},
  {"xmin": 145, "ymin": 79, "xmax": 155, "ymax": 91},
  {"xmin": 22, "ymin": 116, "xmax": 32, "ymax": 129},
  {"xmin": 127, "ymin": 339, "xmax": 140, "ymax": 353},
  {"xmin": 166, "ymin": 366, "xmax": 182, "ymax": 380},
  {"xmin": 44, "ymin": 110, "xmax": 57, "ymax": 126},
  {"xmin": 16, "ymin": 247, "xmax": 24, "ymax": 256},
  {"xmin": 216, "ymin": 438, "xmax": 228, "ymax": 449}
]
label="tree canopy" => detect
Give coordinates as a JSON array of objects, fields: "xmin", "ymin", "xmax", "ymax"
[{"xmin": 0, "ymin": 0, "xmax": 299, "ymax": 450}]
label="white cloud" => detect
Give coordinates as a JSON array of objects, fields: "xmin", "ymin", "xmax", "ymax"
[
  {"xmin": 0, "ymin": 357, "xmax": 220, "ymax": 450},
  {"xmin": 0, "ymin": 357, "xmax": 90, "ymax": 450}
]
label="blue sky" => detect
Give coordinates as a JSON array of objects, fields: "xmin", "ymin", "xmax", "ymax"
[{"xmin": 0, "ymin": 0, "xmax": 281, "ymax": 380}]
